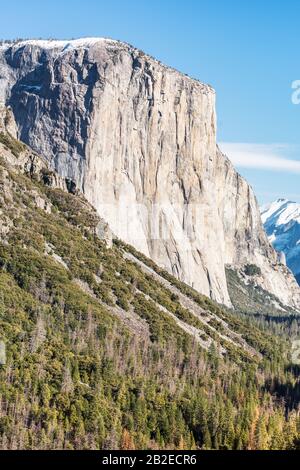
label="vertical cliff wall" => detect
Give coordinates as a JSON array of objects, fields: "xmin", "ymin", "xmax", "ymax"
[{"xmin": 1, "ymin": 38, "xmax": 299, "ymax": 308}]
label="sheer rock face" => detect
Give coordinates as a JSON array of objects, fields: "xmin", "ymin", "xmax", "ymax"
[{"xmin": 1, "ymin": 39, "xmax": 299, "ymax": 308}]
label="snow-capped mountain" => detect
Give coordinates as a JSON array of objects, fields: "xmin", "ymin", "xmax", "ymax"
[{"xmin": 261, "ymin": 199, "xmax": 300, "ymax": 284}]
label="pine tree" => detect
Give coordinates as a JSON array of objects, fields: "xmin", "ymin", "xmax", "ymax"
[
  {"xmin": 255, "ymin": 415, "xmax": 269, "ymax": 450},
  {"xmin": 121, "ymin": 429, "xmax": 135, "ymax": 450}
]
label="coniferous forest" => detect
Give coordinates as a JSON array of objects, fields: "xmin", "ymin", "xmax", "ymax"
[{"xmin": 1, "ymin": 132, "xmax": 300, "ymax": 450}]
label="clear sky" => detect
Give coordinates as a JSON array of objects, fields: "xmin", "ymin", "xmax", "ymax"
[{"xmin": 1, "ymin": 0, "xmax": 300, "ymax": 204}]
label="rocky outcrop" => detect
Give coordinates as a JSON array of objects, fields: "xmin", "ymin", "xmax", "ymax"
[
  {"xmin": 0, "ymin": 38, "xmax": 299, "ymax": 308},
  {"xmin": 0, "ymin": 105, "xmax": 17, "ymax": 137},
  {"xmin": 0, "ymin": 107, "xmax": 113, "ymax": 248}
]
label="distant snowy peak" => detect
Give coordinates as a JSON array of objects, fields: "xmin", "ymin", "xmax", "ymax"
[
  {"xmin": 261, "ymin": 199, "xmax": 300, "ymax": 281},
  {"xmin": 260, "ymin": 199, "xmax": 288, "ymax": 221},
  {"xmin": 261, "ymin": 199, "xmax": 300, "ymax": 226}
]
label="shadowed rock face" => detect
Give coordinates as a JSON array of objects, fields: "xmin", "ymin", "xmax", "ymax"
[{"xmin": 1, "ymin": 38, "xmax": 300, "ymax": 308}]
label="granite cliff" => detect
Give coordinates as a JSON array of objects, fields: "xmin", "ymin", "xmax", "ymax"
[{"xmin": 0, "ymin": 38, "xmax": 299, "ymax": 308}]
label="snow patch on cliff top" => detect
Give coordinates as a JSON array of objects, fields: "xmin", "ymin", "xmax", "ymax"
[
  {"xmin": 0, "ymin": 37, "xmax": 213, "ymax": 91},
  {"xmin": 0, "ymin": 38, "xmax": 118, "ymax": 52}
]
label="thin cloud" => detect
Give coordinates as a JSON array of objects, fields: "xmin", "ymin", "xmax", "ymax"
[
  {"xmin": 219, "ymin": 142, "xmax": 300, "ymax": 174},
  {"xmin": 256, "ymin": 190, "xmax": 300, "ymax": 201}
]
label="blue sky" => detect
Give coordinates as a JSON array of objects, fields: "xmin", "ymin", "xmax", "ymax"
[{"xmin": 2, "ymin": 0, "xmax": 300, "ymax": 203}]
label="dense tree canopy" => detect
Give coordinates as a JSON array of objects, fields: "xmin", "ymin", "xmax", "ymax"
[{"xmin": 0, "ymin": 149, "xmax": 300, "ymax": 450}]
